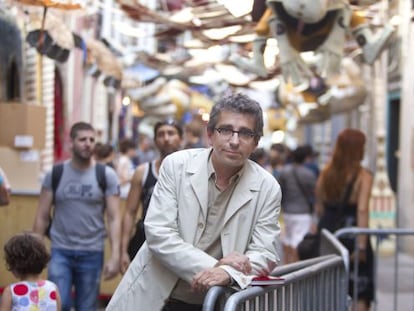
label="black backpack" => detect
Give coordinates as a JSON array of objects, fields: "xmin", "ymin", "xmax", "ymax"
[{"xmin": 46, "ymin": 162, "xmax": 107, "ymax": 236}]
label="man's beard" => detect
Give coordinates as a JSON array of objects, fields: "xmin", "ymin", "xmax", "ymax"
[{"xmin": 73, "ymin": 148, "xmax": 93, "ymax": 163}]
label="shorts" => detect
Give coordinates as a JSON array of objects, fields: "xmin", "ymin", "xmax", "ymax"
[{"xmin": 281, "ymin": 213, "xmax": 312, "ymax": 248}]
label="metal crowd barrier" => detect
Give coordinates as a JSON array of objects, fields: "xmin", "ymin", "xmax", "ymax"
[
  {"xmin": 203, "ymin": 229, "xmax": 349, "ymax": 311},
  {"xmin": 335, "ymin": 227, "xmax": 414, "ymax": 311}
]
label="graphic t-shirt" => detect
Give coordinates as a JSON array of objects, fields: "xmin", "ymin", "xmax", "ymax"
[
  {"xmin": 11, "ymin": 280, "xmax": 58, "ymax": 311},
  {"xmin": 42, "ymin": 161, "xmax": 120, "ymax": 251}
]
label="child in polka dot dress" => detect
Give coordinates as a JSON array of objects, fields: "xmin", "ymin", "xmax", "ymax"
[{"xmin": 0, "ymin": 232, "xmax": 61, "ymax": 311}]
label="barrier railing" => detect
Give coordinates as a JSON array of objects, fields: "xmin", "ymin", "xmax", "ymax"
[
  {"xmin": 203, "ymin": 286, "xmax": 236, "ymax": 311},
  {"xmin": 203, "ymin": 229, "xmax": 349, "ymax": 311},
  {"xmin": 335, "ymin": 227, "xmax": 414, "ymax": 311}
]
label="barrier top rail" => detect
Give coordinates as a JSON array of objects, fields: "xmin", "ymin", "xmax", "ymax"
[
  {"xmin": 335, "ymin": 227, "xmax": 414, "ymax": 237},
  {"xmin": 223, "ymin": 255, "xmax": 346, "ymax": 311},
  {"xmin": 203, "ymin": 286, "xmax": 235, "ymax": 311},
  {"xmin": 203, "ymin": 255, "xmax": 343, "ymax": 311}
]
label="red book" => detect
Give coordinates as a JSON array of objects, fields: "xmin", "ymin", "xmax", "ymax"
[{"xmin": 250, "ymin": 276, "xmax": 285, "ymax": 286}]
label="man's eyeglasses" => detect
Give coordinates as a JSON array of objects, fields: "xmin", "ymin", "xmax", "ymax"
[{"xmin": 214, "ymin": 128, "xmax": 257, "ymax": 141}]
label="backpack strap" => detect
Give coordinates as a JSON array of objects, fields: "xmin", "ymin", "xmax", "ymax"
[
  {"xmin": 51, "ymin": 163, "xmax": 64, "ymax": 203},
  {"xmin": 48, "ymin": 163, "xmax": 64, "ymax": 237},
  {"xmin": 95, "ymin": 163, "xmax": 107, "ymax": 194}
]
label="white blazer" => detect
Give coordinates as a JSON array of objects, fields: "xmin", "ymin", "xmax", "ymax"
[{"xmin": 106, "ymin": 148, "xmax": 282, "ymax": 311}]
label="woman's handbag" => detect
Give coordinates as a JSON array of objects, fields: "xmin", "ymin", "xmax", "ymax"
[
  {"xmin": 299, "ymin": 174, "xmax": 359, "ymax": 259},
  {"xmin": 297, "ymin": 232, "xmax": 320, "ymax": 259}
]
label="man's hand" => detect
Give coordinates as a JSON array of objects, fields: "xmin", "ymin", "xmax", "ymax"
[
  {"xmin": 191, "ymin": 267, "xmax": 231, "ymax": 293},
  {"xmin": 103, "ymin": 258, "xmax": 120, "ymax": 280},
  {"xmin": 215, "ymin": 252, "xmax": 252, "ymax": 274},
  {"xmin": 351, "ymin": 248, "xmax": 367, "ymax": 263},
  {"xmin": 309, "ymin": 223, "xmax": 318, "ymax": 234}
]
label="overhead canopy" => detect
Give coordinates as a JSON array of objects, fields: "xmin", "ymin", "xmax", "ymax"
[{"xmin": 123, "ymin": 63, "xmax": 160, "ymax": 84}]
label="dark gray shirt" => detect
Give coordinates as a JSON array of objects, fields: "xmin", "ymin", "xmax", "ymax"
[{"xmin": 277, "ymin": 164, "xmax": 317, "ymax": 214}]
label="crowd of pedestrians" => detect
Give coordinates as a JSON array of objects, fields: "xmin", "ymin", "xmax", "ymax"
[{"xmin": 0, "ymin": 93, "xmax": 374, "ymax": 311}]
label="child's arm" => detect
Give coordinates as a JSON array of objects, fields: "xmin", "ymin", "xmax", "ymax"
[
  {"xmin": 0, "ymin": 286, "xmax": 12, "ymax": 311},
  {"xmin": 56, "ymin": 287, "xmax": 62, "ymax": 311}
]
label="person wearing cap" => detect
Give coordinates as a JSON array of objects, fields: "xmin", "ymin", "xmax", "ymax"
[
  {"xmin": 120, "ymin": 119, "xmax": 184, "ymax": 274},
  {"xmin": 107, "ymin": 93, "xmax": 282, "ymax": 311}
]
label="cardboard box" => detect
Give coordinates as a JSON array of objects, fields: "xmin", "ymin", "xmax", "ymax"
[
  {"xmin": 0, "ymin": 103, "xmax": 46, "ymax": 149},
  {"xmin": 0, "ymin": 147, "xmax": 42, "ymax": 192}
]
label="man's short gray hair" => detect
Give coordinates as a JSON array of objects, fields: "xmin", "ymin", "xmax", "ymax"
[{"xmin": 207, "ymin": 93, "xmax": 264, "ymax": 137}]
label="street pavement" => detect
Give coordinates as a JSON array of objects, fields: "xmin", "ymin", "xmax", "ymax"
[{"xmin": 375, "ymin": 252, "xmax": 414, "ymax": 311}]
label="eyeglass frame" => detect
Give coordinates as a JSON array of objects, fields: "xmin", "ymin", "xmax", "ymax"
[{"xmin": 214, "ymin": 127, "xmax": 258, "ymax": 142}]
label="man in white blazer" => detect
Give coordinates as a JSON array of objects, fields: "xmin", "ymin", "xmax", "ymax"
[{"xmin": 106, "ymin": 93, "xmax": 282, "ymax": 311}]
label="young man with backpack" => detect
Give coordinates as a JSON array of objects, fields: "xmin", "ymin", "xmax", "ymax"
[{"xmin": 33, "ymin": 122, "xmax": 121, "ymax": 311}]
